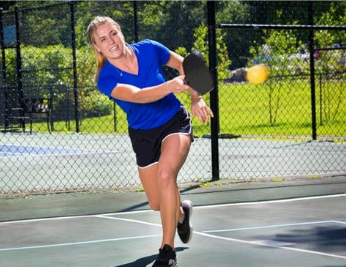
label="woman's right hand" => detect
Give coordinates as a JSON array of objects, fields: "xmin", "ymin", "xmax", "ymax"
[{"xmin": 168, "ymin": 75, "xmax": 190, "ymax": 94}]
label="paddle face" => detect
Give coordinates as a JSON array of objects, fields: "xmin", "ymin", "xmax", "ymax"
[{"xmin": 183, "ymin": 50, "xmax": 214, "ymax": 95}]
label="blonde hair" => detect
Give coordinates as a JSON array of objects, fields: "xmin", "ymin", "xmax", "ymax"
[{"xmin": 87, "ymin": 16, "xmax": 121, "ymax": 84}]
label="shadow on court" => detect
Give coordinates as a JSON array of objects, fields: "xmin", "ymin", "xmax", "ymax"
[
  {"xmin": 112, "ymin": 254, "xmax": 156, "ymax": 267},
  {"xmin": 112, "ymin": 248, "xmax": 188, "ymax": 267},
  {"xmin": 270, "ymin": 225, "xmax": 346, "ymax": 253}
]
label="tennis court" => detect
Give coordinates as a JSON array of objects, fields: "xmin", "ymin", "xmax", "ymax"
[
  {"xmin": 1, "ymin": 133, "xmax": 345, "ymax": 194},
  {"xmin": 1, "ymin": 2, "xmax": 345, "ymax": 266},
  {"xmin": 0, "ymin": 134, "xmax": 138, "ymax": 193},
  {"xmin": 0, "ymin": 144, "xmax": 104, "ymax": 157},
  {"xmin": 1, "ymin": 178, "xmax": 346, "ymax": 267}
]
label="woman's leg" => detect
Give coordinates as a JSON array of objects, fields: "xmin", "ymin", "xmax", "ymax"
[
  {"xmin": 157, "ymin": 134, "xmax": 191, "ymax": 248},
  {"xmin": 139, "ymin": 164, "xmax": 160, "ymax": 211},
  {"xmin": 138, "ymin": 133, "xmax": 191, "ymax": 248}
]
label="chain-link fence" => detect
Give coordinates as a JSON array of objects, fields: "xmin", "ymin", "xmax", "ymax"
[{"xmin": 0, "ymin": 1, "xmax": 345, "ymax": 195}]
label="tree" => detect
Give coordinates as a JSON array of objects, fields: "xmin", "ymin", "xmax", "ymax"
[
  {"xmin": 0, "ymin": 1, "xmax": 16, "ymax": 10},
  {"xmin": 176, "ymin": 23, "xmax": 231, "ymax": 81},
  {"xmin": 216, "ymin": 1, "xmax": 252, "ymax": 69}
]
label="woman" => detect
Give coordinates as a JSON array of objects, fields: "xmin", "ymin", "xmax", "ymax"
[{"xmin": 87, "ymin": 16, "xmax": 213, "ymax": 267}]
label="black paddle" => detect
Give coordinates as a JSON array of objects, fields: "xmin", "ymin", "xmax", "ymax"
[{"xmin": 183, "ymin": 50, "xmax": 214, "ymax": 95}]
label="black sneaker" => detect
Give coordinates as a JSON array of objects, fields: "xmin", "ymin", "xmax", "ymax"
[
  {"xmin": 152, "ymin": 244, "xmax": 177, "ymax": 267},
  {"xmin": 177, "ymin": 200, "xmax": 193, "ymax": 244}
]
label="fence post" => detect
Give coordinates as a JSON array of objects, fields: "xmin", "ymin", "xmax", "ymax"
[
  {"xmin": 133, "ymin": 1, "xmax": 138, "ymax": 42},
  {"xmin": 113, "ymin": 102, "xmax": 117, "ymax": 132},
  {"xmin": 308, "ymin": 1, "xmax": 317, "ymax": 140},
  {"xmin": 0, "ymin": 8, "xmax": 9, "ymax": 129},
  {"xmin": 207, "ymin": 1, "xmax": 219, "ymax": 181},
  {"xmin": 14, "ymin": 6, "xmax": 25, "ymax": 130},
  {"xmin": 319, "ymin": 73, "xmax": 323, "ymax": 126},
  {"xmin": 70, "ymin": 1, "xmax": 79, "ymax": 133}
]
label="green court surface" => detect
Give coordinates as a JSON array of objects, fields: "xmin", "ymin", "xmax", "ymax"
[{"xmin": 0, "ymin": 176, "xmax": 346, "ymax": 267}]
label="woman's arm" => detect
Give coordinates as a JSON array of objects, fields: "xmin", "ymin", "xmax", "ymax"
[
  {"xmin": 111, "ymin": 75, "xmax": 189, "ymax": 103},
  {"xmin": 111, "ymin": 51, "xmax": 191, "ymax": 103}
]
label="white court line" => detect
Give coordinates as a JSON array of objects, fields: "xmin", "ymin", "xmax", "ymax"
[
  {"xmin": 1, "ymin": 194, "xmax": 345, "ymax": 259},
  {"xmin": 0, "ymin": 143, "xmax": 118, "ymax": 158},
  {"xmin": 94, "ymin": 216, "xmax": 346, "ymax": 260},
  {"xmin": 0, "ymin": 215, "xmax": 100, "ymax": 225},
  {"xmin": 0, "ymin": 216, "xmax": 162, "ymax": 252},
  {"xmin": 2, "ymin": 216, "xmax": 344, "ymax": 260},
  {"xmin": 93, "ymin": 193, "xmax": 346, "ymax": 217},
  {"xmin": 195, "ymin": 231, "xmax": 346, "ymax": 260},
  {"xmin": 1, "ymin": 193, "xmax": 345, "ymax": 225},
  {"xmin": 95, "ymin": 214, "xmax": 162, "ymax": 228},
  {"xmin": 0, "ymin": 234, "xmax": 160, "ymax": 252},
  {"xmin": 195, "ymin": 193, "xmax": 346, "ymax": 210},
  {"xmin": 203, "ymin": 220, "xmax": 345, "ymax": 233}
]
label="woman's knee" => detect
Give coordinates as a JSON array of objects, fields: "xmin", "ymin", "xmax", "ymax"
[
  {"xmin": 148, "ymin": 200, "xmax": 160, "ymax": 211},
  {"xmin": 157, "ymin": 168, "xmax": 176, "ymax": 188}
]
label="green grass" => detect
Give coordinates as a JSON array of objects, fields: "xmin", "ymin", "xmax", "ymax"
[
  {"xmin": 31, "ymin": 79, "xmax": 346, "ymax": 140},
  {"xmin": 214, "ymin": 79, "xmax": 345, "ymax": 139}
]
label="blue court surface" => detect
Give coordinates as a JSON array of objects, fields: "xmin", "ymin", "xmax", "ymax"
[
  {"xmin": 0, "ymin": 144, "xmax": 103, "ymax": 157},
  {"xmin": 0, "ymin": 182, "xmax": 345, "ymax": 267}
]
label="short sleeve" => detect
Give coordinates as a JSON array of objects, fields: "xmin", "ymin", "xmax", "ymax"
[{"xmin": 149, "ymin": 39, "xmax": 171, "ymax": 66}]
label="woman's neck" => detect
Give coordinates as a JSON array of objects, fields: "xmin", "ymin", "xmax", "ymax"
[{"xmin": 109, "ymin": 45, "xmax": 138, "ymax": 75}]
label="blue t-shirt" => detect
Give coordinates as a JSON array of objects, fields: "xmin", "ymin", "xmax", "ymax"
[{"xmin": 97, "ymin": 39, "xmax": 181, "ymax": 130}]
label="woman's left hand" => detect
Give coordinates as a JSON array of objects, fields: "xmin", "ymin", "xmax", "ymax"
[{"xmin": 191, "ymin": 98, "xmax": 214, "ymax": 124}]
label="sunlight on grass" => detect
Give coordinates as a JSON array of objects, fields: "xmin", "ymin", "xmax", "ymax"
[{"xmin": 31, "ymin": 80, "xmax": 345, "ymax": 140}]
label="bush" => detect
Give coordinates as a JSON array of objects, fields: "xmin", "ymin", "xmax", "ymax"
[{"xmin": 80, "ymin": 90, "xmax": 113, "ymax": 118}]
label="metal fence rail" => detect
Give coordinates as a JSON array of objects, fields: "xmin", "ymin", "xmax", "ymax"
[{"xmin": 0, "ymin": 1, "xmax": 345, "ymax": 195}]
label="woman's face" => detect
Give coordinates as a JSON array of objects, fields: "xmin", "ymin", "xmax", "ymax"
[{"xmin": 92, "ymin": 22, "xmax": 125, "ymax": 60}]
